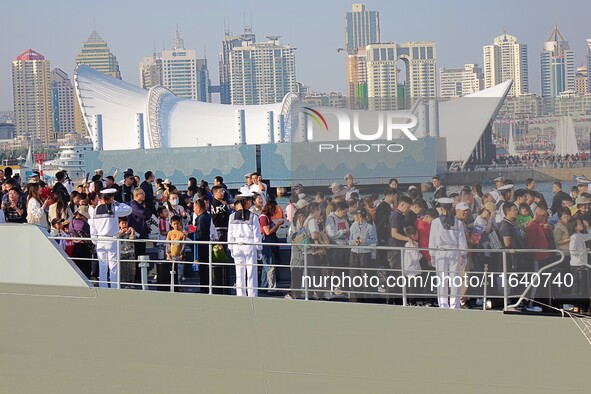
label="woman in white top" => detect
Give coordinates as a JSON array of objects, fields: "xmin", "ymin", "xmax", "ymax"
[
  {"xmin": 25, "ymin": 182, "xmax": 50, "ymax": 229},
  {"xmin": 567, "ymin": 218, "xmax": 590, "ymax": 313}
]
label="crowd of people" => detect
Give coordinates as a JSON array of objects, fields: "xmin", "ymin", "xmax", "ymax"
[
  {"xmin": 1, "ymin": 165, "xmax": 590, "ymax": 313},
  {"xmin": 494, "ymin": 152, "xmax": 589, "ymax": 168}
]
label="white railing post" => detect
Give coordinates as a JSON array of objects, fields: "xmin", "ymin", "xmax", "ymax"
[
  {"xmin": 303, "ymin": 245, "xmax": 309, "ymax": 301},
  {"xmin": 170, "ymin": 260, "xmax": 175, "ymax": 293},
  {"xmin": 208, "ymin": 243, "xmax": 213, "ymax": 295},
  {"xmin": 116, "ymin": 238, "xmax": 121, "ymax": 289},
  {"xmin": 400, "ymin": 247, "xmax": 407, "ymax": 306},
  {"xmin": 483, "ymin": 263, "xmax": 489, "ymax": 311},
  {"xmin": 138, "ymin": 255, "xmax": 150, "ymax": 291},
  {"xmin": 502, "ymin": 251, "xmax": 508, "ymax": 311}
]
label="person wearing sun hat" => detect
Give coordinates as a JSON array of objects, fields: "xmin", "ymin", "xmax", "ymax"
[
  {"xmin": 89, "ymin": 188, "xmax": 133, "ymax": 289},
  {"xmin": 343, "ymin": 173, "xmax": 360, "ymax": 200}
]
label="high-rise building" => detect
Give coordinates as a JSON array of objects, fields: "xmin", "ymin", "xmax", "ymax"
[
  {"xmin": 219, "ymin": 27, "xmax": 256, "ymax": 104},
  {"xmin": 540, "ymin": 24, "xmax": 575, "ymax": 98},
  {"xmin": 50, "ymin": 68, "xmax": 75, "ymax": 136},
  {"xmin": 439, "ymin": 64, "xmax": 483, "ymax": 98},
  {"xmin": 75, "ymin": 30, "xmax": 121, "ymax": 79},
  {"xmin": 574, "ymin": 66, "xmax": 588, "ymax": 95},
  {"xmin": 345, "ymin": 4, "xmax": 379, "ymax": 103},
  {"xmin": 345, "ymin": 3, "xmax": 380, "ymax": 55},
  {"xmin": 228, "ymin": 36, "xmax": 296, "ymax": 105},
  {"xmin": 346, "ymin": 48, "xmax": 368, "ymax": 108},
  {"xmin": 75, "ymin": 30, "xmax": 122, "ymax": 135},
  {"xmin": 139, "ymin": 53, "xmax": 163, "ymax": 89},
  {"xmin": 161, "ymin": 28, "xmax": 210, "ymax": 101},
  {"xmin": 11, "ymin": 49, "xmax": 54, "ymax": 144},
  {"xmin": 586, "ymin": 39, "xmax": 591, "ymax": 94},
  {"xmin": 366, "ymin": 42, "xmax": 436, "ymax": 110},
  {"xmin": 483, "ymin": 33, "xmax": 529, "ymax": 97}
]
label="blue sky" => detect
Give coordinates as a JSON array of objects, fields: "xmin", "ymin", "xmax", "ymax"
[{"xmin": 0, "ymin": 0, "xmax": 589, "ymax": 110}]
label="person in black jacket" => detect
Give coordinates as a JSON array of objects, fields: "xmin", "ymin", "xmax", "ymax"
[
  {"xmin": 191, "ymin": 198, "xmax": 211, "ymax": 293},
  {"xmin": 128, "ymin": 188, "xmax": 152, "ymax": 282},
  {"xmin": 550, "ymin": 182, "xmax": 571, "ymax": 215},
  {"xmin": 140, "ymin": 171, "xmax": 156, "ymax": 218},
  {"xmin": 431, "ymin": 175, "xmax": 447, "ymax": 204}
]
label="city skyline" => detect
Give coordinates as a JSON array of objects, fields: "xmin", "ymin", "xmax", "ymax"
[{"xmin": 1, "ymin": 0, "xmax": 590, "ymax": 110}]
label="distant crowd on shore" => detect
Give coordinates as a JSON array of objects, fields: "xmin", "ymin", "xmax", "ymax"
[
  {"xmin": 1, "ymin": 165, "xmax": 590, "ymax": 313},
  {"xmin": 494, "ymin": 152, "xmax": 589, "ymax": 168}
]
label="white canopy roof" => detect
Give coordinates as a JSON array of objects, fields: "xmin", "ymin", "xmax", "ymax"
[{"xmin": 75, "ymin": 65, "xmax": 511, "ymax": 164}]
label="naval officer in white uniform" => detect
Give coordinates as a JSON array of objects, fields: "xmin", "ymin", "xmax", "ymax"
[
  {"xmin": 89, "ymin": 188, "xmax": 132, "ymax": 288},
  {"xmin": 227, "ymin": 192, "xmax": 262, "ymax": 297},
  {"xmin": 428, "ymin": 197, "xmax": 468, "ymax": 309}
]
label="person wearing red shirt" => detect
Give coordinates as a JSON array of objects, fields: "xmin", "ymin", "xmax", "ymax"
[
  {"xmin": 416, "ymin": 209, "xmax": 437, "ymax": 268},
  {"xmin": 524, "ymin": 206, "xmax": 553, "ymax": 312}
]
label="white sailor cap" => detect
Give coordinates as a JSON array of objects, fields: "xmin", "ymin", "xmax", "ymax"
[
  {"xmin": 437, "ymin": 197, "xmax": 454, "ymax": 204},
  {"xmin": 498, "ymin": 184, "xmax": 514, "ymax": 191},
  {"xmin": 100, "ymin": 188, "xmax": 118, "ymax": 195},
  {"xmin": 455, "ymin": 202, "xmax": 470, "ymax": 211},
  {"xmin": 244, "ymin": 172, "xmax": 253, "ymax": 178},
  {"xmin": 493, "ymin": 176, "xmax": 505, "ymax": 183},
  {"xmin": 576, "ymin": 177, "xmax": 590, "ymax": 186},
  {"xmin": 236, "ymin": 192, "xmax": 254, "ymax": 198}
]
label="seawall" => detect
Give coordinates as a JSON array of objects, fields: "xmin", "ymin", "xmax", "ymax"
[{"xmin": 445, "ymin": 166, "xmax": 591, "ymax": 186}]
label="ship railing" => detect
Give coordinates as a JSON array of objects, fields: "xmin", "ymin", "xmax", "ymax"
[{"xmin": 47, "ymin": 234, "xmax": 583, "ymax": 311}]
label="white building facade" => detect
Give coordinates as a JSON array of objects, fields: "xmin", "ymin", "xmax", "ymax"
[
  {"xmin": 228, "ymin": 37, "xmax": 296, "ymax": 105},
  {"xmin": 439, "ymin": 64, "xmax": 483, "ymax": 98},
  {"xmin": 483, "ymin": 33, "xmax": 529, "ymax": 97}
]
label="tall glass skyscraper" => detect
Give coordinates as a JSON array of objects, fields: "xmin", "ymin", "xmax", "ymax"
[
  {"xmin": 75, "ymin": 30, "xmax": 121, "ymax": 135},
  {"xmin": 345, "ymin": 3, "xmax": 380, "ymax": 55},
  {"xmin": 219, "ymin": 27, "xmax": 256, "ymax": 104},
  {"xmin": 75, "ymin": 30, "xmax": 121, "ymax": 79},
  {"xmin": 586, "ymin": 39, "xmax": 591, "ymax": 94},
  {"xmin": 50, "ymin": 68, "xmax": 75, "ymax": 136},
  {"xmin": 540, "ymin": 24, "xmax": 575, "ymax": 99},
  {"xmin": 345, "ymin": 4, "xmax": 380, "ymax": 106}
]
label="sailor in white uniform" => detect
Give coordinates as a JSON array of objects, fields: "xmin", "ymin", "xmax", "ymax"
[
  {"xmin": 489, "ymin": 176, "xmax": 505, "ymax": 204},
  {"xmin": 227, "ymin": 192, "xmax": 262, "ymax": 297},
  {"xmin": 89, "ymin": 188, "xmax": 132, "ymax": 288},
  {"xmin": 495, "ymin": 184, "xmax": 514, "ymax": 224},
  {"xmin": 428, "ymin": 197, "xmax": 468, "ymax": 309},
  {"xmin": 239, "ymin": 173, "xmax": 253, "ymax": 195}
]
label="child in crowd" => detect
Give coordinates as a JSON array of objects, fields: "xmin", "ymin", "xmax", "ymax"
[
  {"xmin": 157, "ymin": 206, "xmax": 170, "ymax": 241},
  {"xmin": 346, "ymin": 198, "xmax": 358, "ymax": 227},
  {"xmin": 516, "ymin": 203, "xmax": 532, "ymax": 237},
  {"xmin": 348, "ymin": 208, "xmax": 377, "ymax": 302},
  {"xmin": 118, "ymin": 217, "xmax": 137, "ymax": 288},
  {"xmin": 159, "ymin": 215, "xmax": 186, "ymax": 292},
  {"xmin": 403, "ymin": 225, "xmax": 422, "ymax": 305},
  {"xmin": 567, "ymin": 218, "xmax": 591, "ymax": 313},
  {"xmin": 50, "ymin": 218, "xmax": 74, "ymax": 256},
  {"xmin": 571, "ymin": 186, "xmax": 579, "ymax": 200}
]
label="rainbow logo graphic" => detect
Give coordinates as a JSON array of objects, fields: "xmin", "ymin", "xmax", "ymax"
[{"xmin": 302, "ymin": 106, "xmax": 329, "ymax": 131}]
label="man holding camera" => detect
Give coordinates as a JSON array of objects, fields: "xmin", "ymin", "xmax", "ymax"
[{"xmin": 89, "ymin": 188, "xmax": 132, "ymax": 288}]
